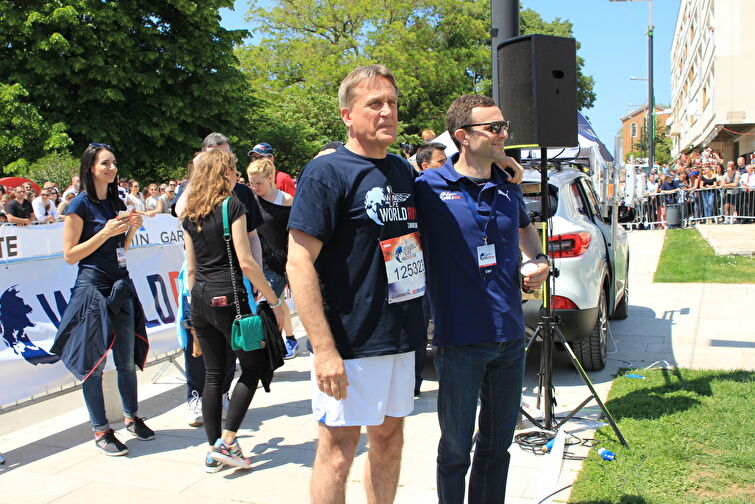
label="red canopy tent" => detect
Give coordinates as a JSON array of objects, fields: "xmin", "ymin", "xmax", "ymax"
[{"xmin": 0, "ymin": 177, "xmax": 41, "ymax": 194}]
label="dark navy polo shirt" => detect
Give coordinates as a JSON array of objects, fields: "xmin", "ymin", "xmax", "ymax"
[
  {"xmin": 288, "ymin": 146, "xmax": 424, "ymax": 359},
  {"xmin": 66, "ymin": 192, "xmax": 128, "ymax": 280},
  {"xmin": 414, "ymin": 156, "xmax": 529, "ymax": 346}
]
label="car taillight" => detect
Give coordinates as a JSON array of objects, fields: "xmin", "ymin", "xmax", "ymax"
[
  {"xmin": 551, "ymin": 295, "xmax": 578, "ymax": 309},
  {"xmin": 547, "ymin": 232, "xmax": 592, "ymax": 258}
]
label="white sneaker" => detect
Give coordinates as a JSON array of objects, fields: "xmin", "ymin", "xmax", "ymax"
[{"xmin": 187, "ymin": 390, "xmax": 203, "ymax": 427}]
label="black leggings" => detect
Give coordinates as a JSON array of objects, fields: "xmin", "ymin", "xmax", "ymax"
[{"xmin": 191, "ymin": 281, "xmax": 268, "ymax": 445}]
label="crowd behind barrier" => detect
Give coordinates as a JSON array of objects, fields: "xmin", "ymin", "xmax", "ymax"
[
  {"xmin": 627, "ymin": 186, "xmax": 755, "ymax": 229},
  {"xmin": 622, "ymin": 147, "xmax": 755, "ymax": 230}
]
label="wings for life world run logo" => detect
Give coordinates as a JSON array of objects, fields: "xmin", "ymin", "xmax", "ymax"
[
  {"xmin": 0, "ymin": 286, "xmax": 57, "ymax": 365},
  {"xmin": 364, "ymin": 185, "xmax": 416, "ymax": 226},
  {"xmin": 393, "ymin": 239, "xmax": 420, "ymax": 263}
]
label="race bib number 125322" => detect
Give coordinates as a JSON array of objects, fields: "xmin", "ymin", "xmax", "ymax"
[{"xmin": 380, "ymin": 232, "xmax": 426, "ymax": 304}]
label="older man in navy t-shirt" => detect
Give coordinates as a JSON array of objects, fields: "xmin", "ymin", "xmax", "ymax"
[{"xmin": 287, "ymin": 65, "xmax": 424, "ymax": 504}]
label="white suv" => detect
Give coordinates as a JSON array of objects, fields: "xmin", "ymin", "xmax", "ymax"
[{"xmin": 521, "ymin": 167, "xmax": 630, "ymax": 370}]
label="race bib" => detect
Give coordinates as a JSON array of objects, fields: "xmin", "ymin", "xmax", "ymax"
[{"xmin": 380, "ymin": 232, "xmax": 426, "ymax": 304}]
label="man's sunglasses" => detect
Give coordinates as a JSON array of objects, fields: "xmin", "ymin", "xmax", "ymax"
[
  {"xmin": 459, "ymin": 120, "xmax": 511, "ymax": 135},
  {"xmin": 89, "ymin": 142, "xmax": 112, "ymax": 150}
]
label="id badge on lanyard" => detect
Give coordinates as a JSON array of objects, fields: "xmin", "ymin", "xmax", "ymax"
[
  {"xmin": 460, "ymin": 183, "xmax": 498, "ymax": 275},
  {"xmin": 116, "ymin": 247, "xmax": 127, "ymax": 268},
  {"xmin": 379, "ymin": 231, "xmax": 426, "ymax": 304}
]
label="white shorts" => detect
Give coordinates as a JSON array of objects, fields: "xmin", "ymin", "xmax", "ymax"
[{"xmin": 311, "ymin": 351, "xmax": 415, "ymax": 427}]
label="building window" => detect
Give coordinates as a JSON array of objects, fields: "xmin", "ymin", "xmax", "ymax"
[{"xmin": 631, "ymin": 123, "xmax": 637, "ymax": 137}]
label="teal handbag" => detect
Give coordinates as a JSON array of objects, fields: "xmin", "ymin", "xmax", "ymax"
[{"xmin": 222, "ymin": 197, "xmax": 266, "ymax": 352}]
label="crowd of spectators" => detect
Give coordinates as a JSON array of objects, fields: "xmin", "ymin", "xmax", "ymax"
[
  {"xmin": 629, "ymin": 148, "xmax": 755, "ymax": 226},
  {"xmin": 0, "ymin": 153, "xmax": 303, "ymax": 228},
  {"xmin": 0, "ymin": 174, "xmax": 189, "ymax": 225}
]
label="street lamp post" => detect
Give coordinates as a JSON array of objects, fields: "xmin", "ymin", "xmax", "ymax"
[{"xmin": 611, "ymin": 0, "xmax": 654, "ymax": 169}]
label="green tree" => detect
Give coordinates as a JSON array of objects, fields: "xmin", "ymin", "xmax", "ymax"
[
  {"xmin": 0, "ymin": 83, "xmax": 72, "ymax": 171},
  {"xmin": 632, "ymin": 112, "xmax": 672, "ymax": 166},
  {"xmin": 240, "ymin": 88, "xmax": 344, "ymax": 178},
  {"xmin": 27, "ymin": 151, "xmax": 80, "ymax": 190},
  {"xmin": 0, "ymin": 1, "xmax": 249, "ymax": 181},
  {"xmin": 237, "ymin": 0, "xmax": 596, "ymax": 146}
]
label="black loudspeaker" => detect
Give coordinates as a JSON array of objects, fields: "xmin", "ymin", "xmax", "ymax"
[{"xmin": 497, "ymin": 34, "xmax": 578, "ymax": 148}]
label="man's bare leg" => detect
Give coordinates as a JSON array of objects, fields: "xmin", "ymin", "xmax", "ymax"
[
  {"xmin": 364, "ymin": 416, "xmax": 405, "ymax": 504},
  {"xmin": 311, "ymin": 423, "xmax": 361, "ymax": 504}
]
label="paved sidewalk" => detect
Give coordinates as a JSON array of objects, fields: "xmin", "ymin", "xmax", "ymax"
[
  {"xmin": 1, "ymin": 229, "xmax": 753, "ymax": 503},
  {"xmin": 695, "ymin": 222, "xmax": 755, "ymax": 256}
]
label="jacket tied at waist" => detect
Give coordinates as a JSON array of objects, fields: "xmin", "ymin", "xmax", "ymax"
[{"xmin": 51, "ymin": 269, "xmax": 149, "ymax": 381}]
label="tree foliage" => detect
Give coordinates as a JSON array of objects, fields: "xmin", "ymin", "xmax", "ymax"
[
  {"xmin": 0, "ymin": 0, "xmax": 249, "ymax": 181},
  {"xmin": 631, "ymin": 113, "xmax": 672, "ymax": 166},
  {"xmin": 0, "ymin": 83, "xmax": 72, "ymax": 169},
  {"xmin": 27, "ymin": 151, "xmax": 80, "ymax": 190},
  {"xmin": 0, "ymin": 1, "xmax": 597, "ymax": 183},
  {"xmin": 236, "ymin": 0, "xmax": 596, "ymax": 174}
]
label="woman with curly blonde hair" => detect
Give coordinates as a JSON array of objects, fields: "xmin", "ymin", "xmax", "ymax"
[{"xmin": 182, "ymin": 149, "xmax": 284, "ymax": 472}]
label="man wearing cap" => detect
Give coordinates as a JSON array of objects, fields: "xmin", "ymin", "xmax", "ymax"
[{"xmin": 249, "ymin": 142, "xmax": 297, "ymax": 196}]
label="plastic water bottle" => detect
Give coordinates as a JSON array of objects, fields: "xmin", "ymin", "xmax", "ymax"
[{"xmin": 597, "ymin": 447, "xmax": 616, "ymax": 461}]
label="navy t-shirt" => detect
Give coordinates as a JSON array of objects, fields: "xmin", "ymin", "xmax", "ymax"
[
  {"xmin": 415, "ymin": 158, "xmax": 529, "ymax": 346},
  {"xmin": 182, "ymin": 197, "xmax": 247, "ymax": 288},
  {"xmin": 288, "ymin": 146, "xmax": 424, "ymax": 359},
  {"xmin": 231, "ymin": 182, "xmax": 264, "ymax": 232},
  {"xmin": 66, "ymin": 192, "xmax": 128, "ymax": 280}
]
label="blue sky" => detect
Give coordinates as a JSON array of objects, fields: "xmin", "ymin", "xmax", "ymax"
[{"xmin": 220, "ymin": 0, "xmax": 681, "ymax": 159}]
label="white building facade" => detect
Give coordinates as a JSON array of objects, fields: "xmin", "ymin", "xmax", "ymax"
[{"xmin": 669, "ymin": 0, "xmax": 755, "ymax": 159}]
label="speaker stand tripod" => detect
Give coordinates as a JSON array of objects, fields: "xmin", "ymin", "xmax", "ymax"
[{"xmin": 520, "ymin": 149, "xmax": 628, "ymax": 449}]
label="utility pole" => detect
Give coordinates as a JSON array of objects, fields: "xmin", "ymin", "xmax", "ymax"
[
  {"xmin": 491, "ymin": 0, "xmax": 519, "ymax": 106},
  {"xmin": 647, "ymin": 0, "xmax": 655, "ymax": 170}
]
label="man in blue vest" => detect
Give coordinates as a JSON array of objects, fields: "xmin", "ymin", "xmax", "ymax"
[{"xmin": 415, "ymin": 94, "xmax": 549, "ymax": 503}]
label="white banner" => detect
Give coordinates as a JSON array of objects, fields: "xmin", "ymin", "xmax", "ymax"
[
  {"xmin": 0, "ymin": 214, "xmax": 184, "ymax": 261},
  {"xmin": 0, "ymin": 242, "xmax": 184, "ymax": 407}
]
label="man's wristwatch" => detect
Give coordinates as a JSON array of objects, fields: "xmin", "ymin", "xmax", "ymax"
[{"xmin": 535, "ymin": 253, "xmax": 550, "ymax": 264}]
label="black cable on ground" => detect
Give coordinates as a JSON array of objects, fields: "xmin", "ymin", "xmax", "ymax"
[
  {"xmin": 514, "ymin": 430, "xmax": 553, "ymax": 455},
  {"xmin": 536, "ymin": 484, "xmax": 573, "ymax": 504}
]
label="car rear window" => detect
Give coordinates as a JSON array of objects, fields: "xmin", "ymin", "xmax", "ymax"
[{"xmin": 522, "ymin": 182, "xmax": 558, "ymax": 221}]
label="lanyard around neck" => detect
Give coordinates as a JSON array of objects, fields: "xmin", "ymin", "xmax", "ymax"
[{"xmin": 460, "ymin": 180, "xmax": 498, "ymax": 245}]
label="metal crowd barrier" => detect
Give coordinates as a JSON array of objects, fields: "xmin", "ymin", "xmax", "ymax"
[{"xmin": 628, "ymin": 187, "xmax": 755, "ymax": 229}]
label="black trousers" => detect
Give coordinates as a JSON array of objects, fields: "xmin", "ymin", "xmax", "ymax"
[{"xmin": 191, "ymin": 281, "xmax": 268, "ymax": 445}]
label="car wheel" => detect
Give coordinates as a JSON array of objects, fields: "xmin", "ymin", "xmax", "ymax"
[
  {"xmin": 613, "ymin": 270, "xmax": 629, "ymax": 320},
  {"xmin": 575, "ymin": 289, "xmax": 608, "ymax": 371}
]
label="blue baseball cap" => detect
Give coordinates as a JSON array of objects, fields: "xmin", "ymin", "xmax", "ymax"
[{"xmin": 248, "ymin": 142, "xmax": 274, "ymax": 158}]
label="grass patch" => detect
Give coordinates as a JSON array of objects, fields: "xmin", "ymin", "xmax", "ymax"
[
  {"xmin": 569, "ymin": 368, "xmax": 755, "ymax": 504},
  {"xmin": 654, "ymin": 229, "xmax": 755, "ymax": 283}
]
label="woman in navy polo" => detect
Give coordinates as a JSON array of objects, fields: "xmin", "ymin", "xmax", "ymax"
[{"xmin": 53, "ymin": 143, "xmax": 154, "ymax": 456}]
